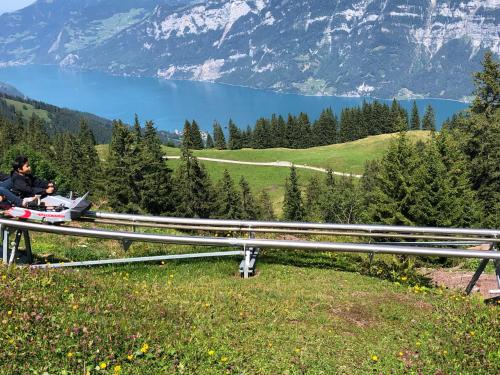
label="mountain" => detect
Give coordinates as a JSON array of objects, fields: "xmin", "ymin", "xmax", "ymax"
[
  {"xmin": 0, "ymin": 82, "xmax": 24, "ymax": 97},
  {"xmin": 0, "ymin": 0, "xmax": 498, "ymax": 100}
]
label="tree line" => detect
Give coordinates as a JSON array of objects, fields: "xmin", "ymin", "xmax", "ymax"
[{"xmin": 182, "ymin": 100, "xmax": 436, "ymax": 150}]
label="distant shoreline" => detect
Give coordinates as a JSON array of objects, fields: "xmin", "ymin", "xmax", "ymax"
[{"xmin": 0, "ymin": 63, "xmax": 470, "ymax": 104}]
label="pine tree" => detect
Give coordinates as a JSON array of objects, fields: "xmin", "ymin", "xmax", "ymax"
[
  {"xmin": 182, "ymin": 120, "xmax": 193, "ymax": 149},
  {"xmin": 75, "ymin": 119, "xmax": 100, "ymax": 195},
  {"xmin": 410, "ymin": 101, "xmax": 420, "ymax": 130},
  {"xmin": 213, "ymin": 121, "xmax": 226, "ymax": 150},
  {"xmin": 322, "ymin": 176, "xmax": 363, "ymax": 224},
  {"xmin": 133, "ymin": 114, "xmax": 142, "ymax": 142},
  {"xmin": 239, "ymin": 176, "xmax": 258, "ymax": 220},
  {"xmin": 471, "ymin": 51, "xmax": 499, "ymax": 116},
  {"xmin": 205, "ymin": 133, "xmax": 214, "ymax": 148},
  {"xmin": 304, "ymin": 175, "xmax": 324, "ymax": 221},
  {"xmin": 190, "ymin": 120, "xmax": 204, "ymax": 149},
  {"xmin": 25, "ymin": 114, "xmax": 49, "ymax": 153},
  {"xmin": 282, "ymin": 165, "xmax": 304, "ymax": 221},
  {"xmin": 228, "ymin": 119, "xmax": 242, "ymax": 150},
  {"xmin": 105, "ymin": 120, "xmax": 141, "ymax": 213},
  {"xmin": 139, "ymin": 120, "xmax": 174, "ymax": 215},
  {"xmin": 365, "ymin": 133, "xmax": 417, "ymax": 225},
  {"xmin": 173, "ymin": 147, "xmax": 214, "ymax": 218},
  {"xmin": 422, "ymin": 105, "xmax": 436, "ymax": 131},
  {"xmin": 214, "ymin": 169, "xmax": 242, "ymax": 219},
  {"xmin": 256, "ymin": 190, "xmax": 276, "ymax": 221}
]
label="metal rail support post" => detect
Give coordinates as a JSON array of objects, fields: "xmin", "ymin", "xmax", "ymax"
[
  {"xmin": 0, "ymin": 227, "xmax": 33, "ymax": 266},
  {"xmin": 239, "ymin": 230, "xmax": 259, "ymax": 278},
  {"xmin": 465, "ymin": 241, "xmax": 500, "ymax": 295},
  {"xmin": 2, "ymin": 226, "xmax": 9, "ymax": 265}
]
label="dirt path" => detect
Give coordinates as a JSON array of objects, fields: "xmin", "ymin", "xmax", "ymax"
[{"xmin": 166, "ymin": 155, "xmax": 362, "ymax": 178}]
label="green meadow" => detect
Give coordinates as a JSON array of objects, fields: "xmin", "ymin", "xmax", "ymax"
[{"xmin": 1, "ymin": 236, "xmax": 499, "ymax": 374}]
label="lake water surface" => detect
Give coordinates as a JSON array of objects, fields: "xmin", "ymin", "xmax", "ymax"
[{"xmin": 0, "ymin": 65, "xmax": 468, "ymax": 132}]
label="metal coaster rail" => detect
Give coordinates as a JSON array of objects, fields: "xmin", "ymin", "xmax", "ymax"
[
  {"xmin": 81, "ymin": 211, "xmax": 500, "ymax": 241},
  {"xmin": 1, "ymin": 211, "xmax": 499, "ymax": 294}
]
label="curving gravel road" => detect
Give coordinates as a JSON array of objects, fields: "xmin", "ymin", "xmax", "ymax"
[{"xmin": 165, "ymin": 155, "xmax": 362, "ymax": 178}]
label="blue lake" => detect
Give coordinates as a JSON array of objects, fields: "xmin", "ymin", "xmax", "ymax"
[{"xmin": 0, "ymin": 65, "xmax": 468, "ymax": 132}]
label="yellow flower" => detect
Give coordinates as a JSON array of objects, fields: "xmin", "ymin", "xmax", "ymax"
[
  {"xmin": 294, "ymin": 348, "xmax": 301, "ymax": 354},
  {"xmin": 99, "ymin": 362, "xmax": 107, "ymax": 369},
  {"xmin": 204, "ymin": 303, "xmax": 210, "ymax": 308},
  {"xmin": 127, "ymin": 354, "xmax": 134, "ymax": 361},
  {"xmin": 371, "ymin": 355, "xmax": 378, "ymax": 362},
  {"xmin": 114, "ymin": 365, "xmax": 122, "ymax": 374},
  {"xmin": 72, "ymin": 304, "xmax": 78, "ymax": 310},
  {"xmin": 1, "ymin": 275, "xmax": 6, "ymax": 280},
  {"xmin": 398, "ymin": 351, "xmax": 404, "ymax": 357},
  {"xmin": 169, "ymin": 274, "xmax": 174, "ymax": 279},
  {"xmin": 400, "ymin": 276, "xmax": 408, "ymax": 281},
  {"xmin": 140, "ymin": 343, "xmax": 149, "ymax": 353},
  {"xmin": 220, "ymin": 357, "xmax": 228, "ymax": 363},
  {"xmin": 7, "ymin": 311, "xmax": 12, "ymax": 316},
  {"xmin": 442, "ymin": 350, "xmax": 448, "ymax": 355},
  {"xmin": 469, "ymin": 331, "xmax": 475, "ymax": 336},
  {"xmin": 67, "ymin": 352, "xmax": 74, "ymax": 358},
  {"xmin": 208, "ymin": 350, "xmax": 216, "ymax": 356}
]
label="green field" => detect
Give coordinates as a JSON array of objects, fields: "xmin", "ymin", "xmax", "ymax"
[
  {"xmin": 163, "ymin": 131, "xmax": 431, "ymax": 174},
  {"xmin": 1, "ymin": 237, "xmax": 498, "ymax": 374},
  {"xmin": 4, "ymin": 98, "xmax": 51, "ymax": 123}
]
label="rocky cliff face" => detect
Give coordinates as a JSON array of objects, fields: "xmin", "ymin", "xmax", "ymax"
[{"xmin": 0, "ymin": 0, "xmax": 498, "ymax": 100}]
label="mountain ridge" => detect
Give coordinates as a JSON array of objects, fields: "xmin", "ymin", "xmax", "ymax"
[{"xmin": 0, "ymin": 0, "xmax": 498, "ymax": 100}]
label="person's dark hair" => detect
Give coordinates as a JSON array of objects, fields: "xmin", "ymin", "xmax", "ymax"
[{"xmin": 12, "ymin": 156, "xmax": 29, "ymax": 172}]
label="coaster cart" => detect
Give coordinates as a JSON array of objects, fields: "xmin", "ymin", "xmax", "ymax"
[{"xmin": 2, "ymin": 193, "xmax": 91, "ymax": 224}]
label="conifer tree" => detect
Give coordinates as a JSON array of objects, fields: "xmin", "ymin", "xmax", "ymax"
[
  {"xmin": 410, "ymin": 101, "xmax": 420, "ymax": 130},
  {"xmin": 25, "ymin": 114, "xmax": 49, "ymax": 153},
  {"xmin": 214, "ymin": 169, "xmax": 242, "ymax": 219},
  {"xmin": 75, "ymin": 120, "xmax": 100, "ymax": 194},
  {"xmin": 282, "ymin": 165, "xmax": 304, "ymax": 221},
  {"xmin": 139, "ymin": 120, "xmax": 174, "ymax": 215},
  {"xmin": 133, "ymin": 114, "xmax": 142, "ymax": 142},
  {"xmin": 471, "ymin": 51, "xmax": 499, "ymax": 116},
  {"xmin": 239, "ymin": 176, "xmax": 258, "ymax": 220},
  {"xmin": 422, "ymin": 105, "xmax": 436, "ymax": 131},
  {"xmin": 365, "ymin": 133, "xmax": 417, "ymax": 225},
  {"xmin": 304, "ymin": 175, "xmax": 324, "ymax": 221},
  {"xmin": 213, "ymin": 121, "xmax": 226, "ymax": 150},
  {"xmin": 256, "ymin": 190, "xmax": 276, "ymax": 221},
  {"xmin": 322, "ymin": 176, "xmax": 363, "ymax": 224},
  {"xmin": 205, "ymin": 133, "xmax": 214, "ymax": 148},
  {"xmin": 228, "ymin": 119, "xmax": 242, "ymax": 149},
  {"xmin": 182, "ymin": 120, "xmax": 193, "ymax": 149},
  {"xmin": 190, "ymin": 120, "xmax": 204, "ymax": 149},
  {"xmin": 173, "ymin": 147, "xmax": 213, "ymax": 218},
  {"xmin": 106, "ymin": 120, "xmax": 141, "ymax": 212}
]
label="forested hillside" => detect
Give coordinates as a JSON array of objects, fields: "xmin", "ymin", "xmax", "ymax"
[{"xmin": 0, "ymin": 93, "xmax": 182, "ymax": 144}]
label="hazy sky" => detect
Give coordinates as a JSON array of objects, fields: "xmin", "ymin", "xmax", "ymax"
[{"xmin": 0, "ymin": 0, "xmax": 36, "ymax": 15}]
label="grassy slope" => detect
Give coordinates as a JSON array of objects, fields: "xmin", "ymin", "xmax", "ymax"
[
  {"xmin": 163, "ymin": 131, "xmax": 431, "ymax": 174},
  {"xmin": 1, "ymin": 247, "xmax": 498, "ymax": 374},
  {"xmin": 4, "ymin": 98, "xmax": 51, "ymax": 122}
]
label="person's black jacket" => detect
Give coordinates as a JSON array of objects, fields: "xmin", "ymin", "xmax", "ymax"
[{"xmin": 10, "ymin": 171, "xmax": 49, "ymax": 198}]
